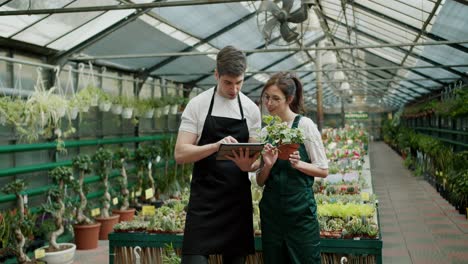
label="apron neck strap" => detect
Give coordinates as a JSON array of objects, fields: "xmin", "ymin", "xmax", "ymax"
[
  {"xmin": 292, "ymin": 114, "xmax": 302, "ymax": 128},
  {"xmin": 208, "ymin": 86, "xmax": 244, "ymax": 119}
]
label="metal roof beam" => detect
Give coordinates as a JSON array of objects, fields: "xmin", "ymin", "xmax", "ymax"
[{"xmin": 0, "ymin": 0, "xmax": 253, "ymax": 16}]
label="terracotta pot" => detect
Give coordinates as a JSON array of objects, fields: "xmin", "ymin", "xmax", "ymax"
[
  {"xmin": 95, "ymin": 215, "xmax": 120, "ymax": 240},
  {"xmin": 73, "ymin": 222, "xmax": 101, "ymax": 250},
  {"xmin": 112, "ymin": 208, "xmax": 136, "ymax": 222},
  {"xmin": 277, "ymin": 143, "xmax": 300, "ymax": 160}
]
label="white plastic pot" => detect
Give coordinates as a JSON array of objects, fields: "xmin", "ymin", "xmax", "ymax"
[
  {"xmin": 39, "ymin": 243, "xmax": 76, "ymax": 264},
  {"xmin": 99, "ymin": 101, "xmax": 112, "ymax": 112},
  {"xmin": 57, "ymin": 107, "xmax": 67, "ymax": 118},
  {"xmin": 111, "ymin": 104, "xmax": 123, "ymax": 115},
  {"xmin": 90, "ymin": 96, "xmax": 99, "ymax": 107},
  {"xmin": 154, "ymin": 108, "xmax": 162, "ymax": 118},
  {"xmin": 163, "ymin": 105, "xmax": 170, "ymax": 115},
  {"xmin": 170, "ymin": 104, "xmax": 179, "ymax": 115},
  {"xmin": 121, "ymin": 107, "xmax": 133, "ymax": 119},
  {"xmin": 69, "ymin": 107, "xmax": 79, "ymax": 120},
  {"xmin": 143, "ymin": 109, "xmax": 154, "ymax": 118},
  {"xmin": 81, "ymin": 105, "xmax": 90, "ymax": 113}
]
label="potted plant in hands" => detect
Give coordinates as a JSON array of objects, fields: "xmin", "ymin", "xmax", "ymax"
[
  {"xmin": 40, "ymin": 167, "xmax": 76, "ymax": 264},
  {"xmin": 72, "ymin": 154, "xmax": 101, "ymax": 250},
  {"xmin": 112, "ymin": 148, "xmax": 136, "ymax": 222},
  {"xmin": 261, "ymin": 115, "xmax": 305, "ymax": 160},
  {"xmin": 0, "ymin": 180, "xmax": 36, "ymax": 264},
  {"xmin": 93, "ymin": 148, "xmax": 120, "ymax": 240}
]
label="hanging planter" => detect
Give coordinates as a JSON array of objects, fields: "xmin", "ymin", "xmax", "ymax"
[
  {"xmin": 69, "ymin": 107, "xmax": 79, "ymax": 120},
  {"xmin": 170, "ymin": 104, "xmax": 179, "ymax": 115},
  {"xmin": 121, "ymin": 108, "xmax": 133, "ymax": 119},
  {"xmin": 143, "ymin": 109, "xmax": 154, "ymax": 118},
  {"xmin": 154, "ymin": 108, "xmax": 162, "ymax": 118},
  {"xmin": 163, "ymin": 105, "xmax": 170, "ymax": 115},
  {"xmin": 111, "ymin": 104, "xmax": 123, "ymax": 115},
  {"xmin": 99, "ymin": 101, "xmax": 112, "ymax": 112}
]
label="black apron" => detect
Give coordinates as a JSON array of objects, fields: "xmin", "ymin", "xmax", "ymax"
[{"xmin": 182, "ymin": 87, "xmax": 255, "ymax": 256}]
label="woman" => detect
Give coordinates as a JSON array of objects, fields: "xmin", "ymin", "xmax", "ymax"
[{"xmin": 256, "ymin": 72, "xmax": 329, "ymax": 264}]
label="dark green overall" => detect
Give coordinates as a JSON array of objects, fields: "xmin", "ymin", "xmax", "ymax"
[{"xmin": 259, "ymin": 115, "xmax": 321, "ymax": 264}]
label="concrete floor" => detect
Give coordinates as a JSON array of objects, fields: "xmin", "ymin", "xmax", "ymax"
[{"xmin": 73, "ymin": 142, "xmax": 468, "ymax": 264}]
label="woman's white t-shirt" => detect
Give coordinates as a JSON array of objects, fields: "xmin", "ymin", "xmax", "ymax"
[{"xmin": 179, "ymin": 87, "xmax": 262, "ymax": 144}]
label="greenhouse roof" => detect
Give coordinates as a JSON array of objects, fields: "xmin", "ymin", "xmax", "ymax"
[{"xmin": 0, "ymin": 0, "xmax": 467, "ymax": 111}]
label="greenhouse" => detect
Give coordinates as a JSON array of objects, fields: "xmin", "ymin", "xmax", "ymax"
[{"xmin": 0, "ymin": 0, "xmax": 467, "ymax": 263}]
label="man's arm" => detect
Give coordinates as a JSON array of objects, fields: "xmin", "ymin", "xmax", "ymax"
[
  {"xmin": 174, "ymin": 131, "xmax": 218, "ymax": 164},
  {"xmin": 174, "ymin": 131, "xmax": 239, "ymax": 164}
]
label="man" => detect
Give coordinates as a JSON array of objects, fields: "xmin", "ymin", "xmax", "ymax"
[{"xmin": 174, "ymin": 45, "xmax": 261, "ymax": 264}]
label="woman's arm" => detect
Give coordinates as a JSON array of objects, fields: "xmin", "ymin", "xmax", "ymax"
[{"xmin": 289, "ymin": 152, "xmax": 329, "ymax": 178}]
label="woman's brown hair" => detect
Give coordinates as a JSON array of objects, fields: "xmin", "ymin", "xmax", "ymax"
[{"xmin": 261, "ymin": 72, "xmax": 304, "ymax": 113}]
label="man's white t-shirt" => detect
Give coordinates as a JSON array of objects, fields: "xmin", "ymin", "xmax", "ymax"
[{"xmin": 179, "ymin": 87, "xmax": 262, "ymax": 144}]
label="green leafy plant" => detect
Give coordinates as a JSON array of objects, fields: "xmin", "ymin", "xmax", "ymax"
[
  {"xmin": 261, "ymin": 115, "xmax": 305, "ymax": 146},
  {"xmin": 162, "ymin": 243, "xmax": 181, "ymax": 264},
  {"xmin": 93, "ymin": 148, "xmax": 114, "ymax": 218}
]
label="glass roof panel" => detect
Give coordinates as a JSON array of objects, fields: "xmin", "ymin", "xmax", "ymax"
[
  {"xmin": 13, "ymin": 0, "xmax": 118, "ymax": 46},
  {"xmin": 430, "ymin": 0, "xmax": 468, "ymax": 48},
  {"xmin": 209, "ymin": 17, "xmax": 264, "ymax": 50},
  {"xmin": 48, "ymin": 9, "xmax": 135, "ymax": 51},
  {"xmin": 0, "ymin": 0, "xmax": 73, "ymax": 37},
  {"xmin": 151, "ymin": 3, "xmax": 251, "ymax": 39},
  {"xmin": 247, "ymin": 52, "xmax": 288, "ymax": 72},
  {"xmin": 372, "ymin": 0, "xmax": 435, "ymax": 21},
  {"xmin": 151, "ymin": 55, "xmax": 215, "ymax": 83},
  {"xmin": 355, "ymin": 0, "xmax": 427, "ymax": 28},
  {"xmin": 81, "ymin": 19, "xmax": 189, "ymax": 70}
]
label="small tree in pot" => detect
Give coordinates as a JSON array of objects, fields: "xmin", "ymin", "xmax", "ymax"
[
  {"xmin": 0, "ymin": 179, "xmax": 36, "ymax": 264},
  {"xmin": 93, "ymin": 148, "xmax": 119, "ymax": 239},
  {"xmin": 72, "ymin": 154, "xmax": 101, "ymax": 250},
  {"xmin": 40, "ymin": 166, "xmax": 76, "ymax": 264},
  {"xmin": 112, "ymin": 148, "xmax": 136, "ymax": 222}
]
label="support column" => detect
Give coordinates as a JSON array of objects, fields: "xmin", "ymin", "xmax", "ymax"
[{"xmin": 315, "ymin": 41, "xmax": 324, "ymax": 131}]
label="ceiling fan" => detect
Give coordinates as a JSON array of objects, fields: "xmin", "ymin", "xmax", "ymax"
[{"xmin": 256, "ymin": 0, "xmax": 311, "ymax": 44}]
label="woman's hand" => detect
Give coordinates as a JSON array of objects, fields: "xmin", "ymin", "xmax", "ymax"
[
  {"xmin": 262, "ymin": 143, "xmax": 278, "ymax": 168},
  {"xmin": 289, "ymin": 150, "xmax": 302, "ymax": 169}
]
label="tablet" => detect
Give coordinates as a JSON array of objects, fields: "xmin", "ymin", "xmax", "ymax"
[{"xmin": 216, "ymin": 143, "xmax": 264, "ymax": 160}]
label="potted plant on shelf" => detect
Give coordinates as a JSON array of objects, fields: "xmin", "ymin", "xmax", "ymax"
[
  {"xmin": 112, "ymin": 148, "xmax": 136, "ymax": 222},
  {"xmin": 93, "ymin": 148, "xmax": 120, "ymax": 240},
  {"xmin": 261, "ymin": 115, "xmax": 305, "ymax": 160},
  {"xmin": 71, "ymin": 154, "xmax": 101, "ymax": 250},
  {"xmin": 39, "ymin": 166, "xmax": 76, "ymax": 264},
  {"xmin": 0, "ymin": 179, "xmax": 36, "ymax": 264}
]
